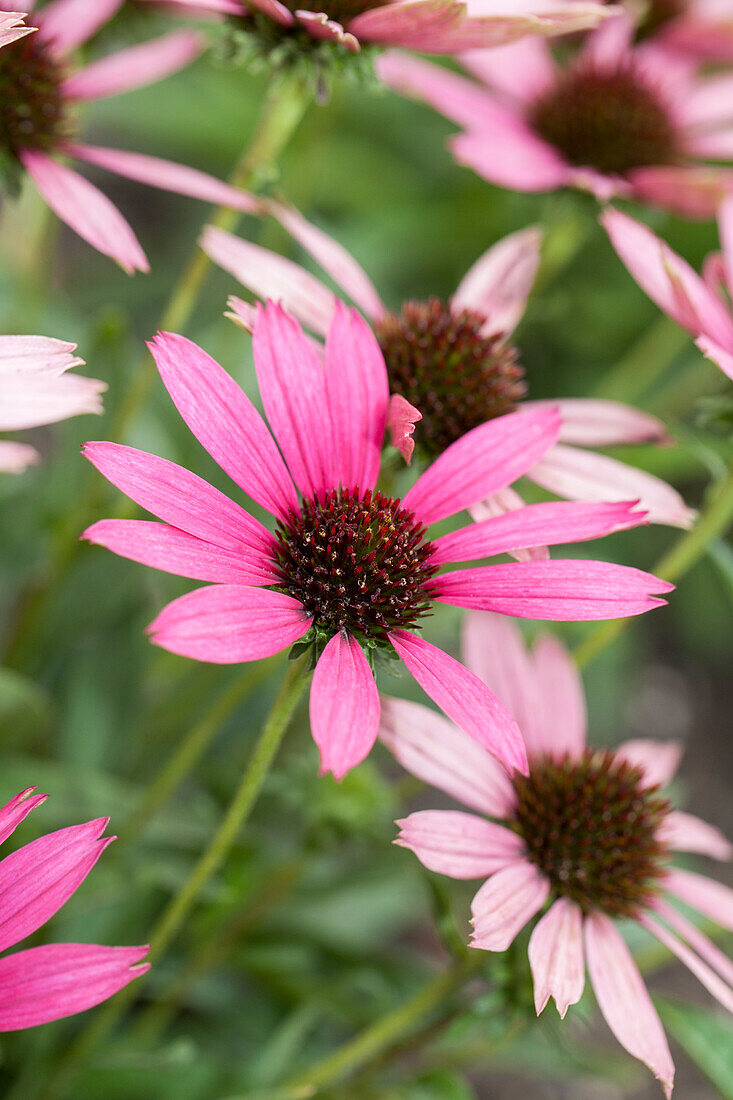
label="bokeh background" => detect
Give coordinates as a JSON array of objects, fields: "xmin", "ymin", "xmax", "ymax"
[{"xmin": 0, "ymin": 6, "xmax": 731, "ymax": 1097}]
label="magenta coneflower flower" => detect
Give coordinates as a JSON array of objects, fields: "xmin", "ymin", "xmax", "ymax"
[
  {"xmin": 201, "ymin": 214, "xmax": 693, "ymax": 528},
  {"xmin": 603, "ymin": 200, "xmax": 733, "ymax": 381},
  {"xmin": 82, "ymin": 301, "xmax": 671, "ymax": 779},
  {"xmin": 0, "ymin": 0, "xmax": 259, "ymax": 271},
  {"xmin": 0, "ymin": 11, "xmax": 32, "ymax": 49},
  {"xmin": 382, "ymin": 611, "xmax": 733, "ymax": 1098},
  {"xmin": 0, "ymin": 334, "xmax": 105, "ymax": 473},
  {"xmin": 0, "ymin": 786, "xmax": 148, "ymax": 1030},
  {"xmin": 378, "ymin": 11, "xmax": 733, "ymax": 217}
]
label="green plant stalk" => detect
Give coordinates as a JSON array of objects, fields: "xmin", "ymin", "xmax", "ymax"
[
  {"xmin": 592, "ymin": 316, "xmax": 691, "ymax": 404},
  {"xmin": 42, "ymin": 657, "xmax": 311, "ymax": 1100}
]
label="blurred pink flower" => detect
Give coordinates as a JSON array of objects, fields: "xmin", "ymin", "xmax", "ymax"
[
  {"xmin": 378, "ymin": 12, "xmax": 733, "ymax": 217},
  {"xmin": 0, "ymin": 0, "xmax": 260, "ymax": 271},
  {"xmin": 0, "ymin": 10, "xmax": 32, "ymax": 48},
  {"xmin": 603, "ymin": 200, "xmax": 733, "ymax": 381},
  {"xmin": 0, "ymin": 787, "xmax": 149, "ymax": 1031},
  {"xmin": 382, "ymin": 611, "xmax": 733, "ymax": 1098},
  {"xmin": 0, "ymin": 335, "xmax": 105, "ymax": 473},
  {"xmin": 82, "ymin": 302, "xmax": 670, "ymax": 779},
  {"xmin": 646, "ymin": 0, "xmax": 733, "ymax": 62},
  {"xmin": 201, "ymin": 213, "xmax": 694, "ymax": 528}
]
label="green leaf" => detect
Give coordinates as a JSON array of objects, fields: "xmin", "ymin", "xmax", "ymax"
[{"xmin": 657, "ymin": 998, "xmax": 733, "ymax": 1099}]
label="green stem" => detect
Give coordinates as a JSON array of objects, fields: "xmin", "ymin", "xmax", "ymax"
[
  {"xmin": 42, "ymin": 657, "xmax": 311, "ymax": 1100},
  {"xmin": 592, "ymin": 316, "xmax": 691, "ymax": 404}
]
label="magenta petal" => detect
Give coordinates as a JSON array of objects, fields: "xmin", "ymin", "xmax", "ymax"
[
  {"xmin": 665, "ymin": 868, "xmax": 733, "ymax": 932},
  {"xmin": 386, "ymin": 393, "xmax": 421, "ymax": 464},
  {"xmin": 0, "ymin": 943, "xmax": 149, "ymax": 1031},
  {"xmin": 402, "ymin": 407, "xmax": 560, "ymax": 525},
  {"xmin": 528, "ymin": 898, "xmax": 585, "ymax": 1018},
  {"xmin": 470, "ymin": 861, "xmax": 549, "ymax": 951},
  {"xmin": 396, "ymin": 810, "xmax": 525, "ymax": 879},
  {"xmin": 389, "ymin": 630, "xmax": 528, "ymax": 776},
  {"xmin": 36, "ymin": 0, "xmax": 124, "ymax": 55},
  {"xmin": 309, "ymin": 632, "xmax": 379, "ymax": 780},
  {"xmin": 659, "ymin": 811, "xmax": 733, "ymax": 861},
  {"xmin": 0, "ymin": 789, "xmax": 47, "ymax": 847},
  {"xmin": 147, "ymin": 332, "xmax": 298, "ymax": 521},
  {"xmin": 62, "ymin": 29, "xmax": 203, "ymax": 100},
  {"xmin": 147, "ymin": 585, "xmax": 312, "ymax": 664}
]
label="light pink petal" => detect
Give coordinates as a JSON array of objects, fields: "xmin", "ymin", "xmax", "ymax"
[
  {"xmin": 386, "ymin": 393, "xmax": 421, "ymax": 464},
  {"xmin": 349, "ymin": 0, "xmax": 464, "ymax": 51},
  {"xmin": 82, "ymin": 519, "xmax": 277, "ymax": 586},
  {"xmin": 719, "ymin": 194, "xmax": 733, "ymax": 297},
  {"xmin": 689, "ymin": 128, "xmax": 733, "ymax": 160},
  {"xmin": 528, "ymin": 898, "xmax": 585, "ymax": 1017},
  {"xmin": 585, "ymin": 912, "xmax": 674, "ymax": 1099},
  {"xmin": 431, "ymin": 500, "xmax": 646, "ymax": 566},
  {"xmin": 652, "ymin": 898, "xmax": 733, "ymax": 990},
  {"xmin": 68, "ymin": 145, "xmax": 261, "ymax": 215},
  {"xmin": 452, "ymin": 226, "xmax": 541, "ymax": 337},
  {"xmin": 0, "ymin": 819, "xmax": 112, "ymax": 953},
  {"xmin": 36, "ymin": 0, "xmax": 123, "ymax": 54},
  {"xmin": 225, "ymin": 295, "xmax": 258, "ymax": 334},
  {"xmin": 389, "ymin": 630, "xmax": 528, "ymax": 776},
  {"xmin": 147, "ymin": 585, "xmax": 312, "ymax": 664},
  {"xmin": 528, "ymin": 443, "xmax": 696, "ymax": 530},
  {"xmin": 432, "ymin": 560, "xmax": 674, "ymax": 620},
  {"xmin": 375, "ymin": 51, "xmax": 504, "ymax": 131},
  {"xmin": 665, "ymin": 868, "xmax": 733, "ymax": 932},
  {"xmin": 20, "ymin": 152, "xmax": 148, "ymax": 274},
  {"xmin": 62, "ymin": 30, "xmax": 203, "ymax": 101},
  {"xmin": 696, "ymin": 335, "xmax": 733, "ymax": 381},
  {"xmin": 0, "ymin": 442, "xmax": 39, "ymax": 473},
  {"xmin": 402, "ymin": 406, "xmax": 560, "ymax": 526},
  {"xmin": 247, "ymin": 0, "xmax": 294, "ymax": 24},
  {"xmin": 682, "ymin": 72, "xmax": 733, "ymax": 129},
  {"xmin": 614, "ymin": 739, "xmax": 682, "ymax": 788},
  {"xmin": 295, "ymin": 11, "xmax": 359, "ymax": 51},
  {"xmin": 469, "ymin": 486, "xmax": 548, "ymax": 563},
  {"xmin": 470, "ymin": 861, "xmax": 550, "ymax": 950},
  {"xmin": 0, "ymin": 789, "xmax": 47, "ymax": 847},
  {"xmin": 532, "ymin": 632, "xmax": 587, "ymax": 760},
  {"xmin": 201, "ymin": 227, "xmax": 334, "ymax": 338},
  {"xmin": 580, "ymin": 8, "xmax": 634, "ymax": 68},
  {"xmin": 0, "ymin": 943, "xmax": 149, "ymax": 1031},
  {"xmin": 147, "ymin": 332, "xmax": 298, "ymax": 521},
  {"xmin": 396, "ymin": 810, "xmax": 525, "ymax": 879},
  {"xmin": 629, "ymin": 165, "xmax": 733, "ymax": 220},
  {"xmin": 309, "ymin": 632, "xmax": 379, "ymax": 780},
  {"xmin": 378, "ymin": 695, "xmax": 518, "ymax": 817},
  {"xmin": 460, "ymin": 36, "xmax": 556, "ymax": 105},
  {"xmin": 0, "ymin": 371, "xmax": 105, "ymax": 430},
  {"xmin": 659, "ymin": 811, "xmax": 733, "ymax": 861},
  {"xmin": 523, "ymin": 398, "xmax": 671, "ymax": 446},
  {"xmin": 324, "ymin": 301, "xmax": 389, "ymax": 492},
  {"xmin": 638, "ymin": 912, "xmax": 733, "ymax": 1015},
  {"xmin": 83, "ymin": 442, "xmax": 275, "ymax": 554},
  {"xmin": 450, "ymin": 122, "xmax": 571, "ymax": 193},
  {"xmin": 0, "ymin": 334, "xmax": 82, "ymax": 375},
  {"xmin": 0, "ymin": 12, "xmax": 33, "ymax": 49}
]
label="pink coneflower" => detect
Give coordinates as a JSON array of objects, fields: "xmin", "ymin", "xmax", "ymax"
[
  {"xmin": 0, "ymin": 11, "xmax": 32, "ymax": 49},
  {"xmin": 377, "ymin": 11, "xmax": 733, "ymax": 217},
  {"xmin": 201, "ymin": 215, "xmax": 693, "ymax": 528},
  {"xmin": 603, "ymin": 200, "xmax": 733, "ymax": 381},
  {"xmin": 0, "ymin": 0, "xmax": 260, "ymax": 271},
  {"xmin": 82, "ymin": 301, "xmax": 672, "ymax": 780},
  {"xmin": 0, "ymin": 334, "xmax": 105, "ymax": 473},
  {"xmin": 0, "ymin": 787, "xmax": 148, "ymax": 1030},
  {"xmin": 382, "ymin": 611, "xmax": 733, "ymax": 1098}
]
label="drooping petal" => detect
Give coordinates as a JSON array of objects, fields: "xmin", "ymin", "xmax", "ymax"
[
  {"xmin": 658, "ymin": 811, "xmax": 733, "ymax": 861},
  {"xmin": 460, "ymin": 36, "xmax": 556, "ymax": 105},
  {"xmin": 524, "ymin": 398, "xmax": 670, "ymax": 446},
  {"xmin": 0, "ymin": 335, "xmax": 83, "ymax": 375},
  {"xmin": 389, "ymin": 630, "xmax": 528, "ymax": 776},
  {"xmin": 638, "ymin": 912, "xmax": 733, "ymax": 1015},
  {"xmin": 614, "ymin": 739, "xmax": 682, "ymax": 788},
  {"xmin": 62, "ymin": 30, "xmax": 203, "ymax": 101},
  {"xmin": 584, "ymin": 912, "xmax": 675, "ymax": 1100},
  {"xmin": 147, "ymin": 332, "xmax": 298, "ymax": 521},
  {"xmin": 396, "ymin": 810, "xmax": 525, "ymax": 878},
  {"xmin": 0, "ymin": 371, "xmax": 105, "ymax": 430},
  {"xmin": 528, "ymin": 897, "xmax": 585, "ymax": 1017},
  {"xmin": 719, "ymin": 194, "xmax": 733, "ymax": 298},
  {"xmin": 309, "ymin": 632, "xmax": 379, "ymax": 780},
  {"xmin": 0, "ymin": 442, "xmax": 39, "ymax": 473},
  {"xmin": 0, "ymin": 943, "xmax": 149, "ymax": 1031},
  {"xmin": 0, "ymin": 789, "xmax": 47, "ymax": 847},
  {"xmin": 531, "ymin": 632, "xmax": 587, "ymax": 760},
  {"xmin": 401, "ymin": 406, "xmax": 560, "ymax": 526},
  {"xmin": 629, "ymin": 165, "xmax": 733, "ymax": 220},
  {"xmin": 452, "ymin": 226, "xmax": 542, "ymax": 338},
  {"xmin": 378, "ymin": 695, "xmax": 518, "ymax": 817},
  {"xmin": 652, "ymin": 898, "xmax": 733, "ymax": 990},
  {"xmin": 146, "ymin": 586, "xmax": 312, "ymax": 664},
  {"xmin": 470, "ymin": 861, "xmax": 550, "ymax": 950},
  {"xmin": 665, "ymin": 868, "xmax": 733, "ymax": 932},
  {"xmin": 376, "ymin": 50, "xmax": 507, "ymax": 131},
  {"xmin": 386, "ymin": 393, "xmax": 421, "ymax": 464},
  {"xmin": 696, "ymin": 335, "xmax": 733, "ymax": 381},
  {"xmin": 36, "ymin": 0, "xmax": 124, "ymax": 55},
  {"xmin": 350, "ymin": 0, "xmax": 464, "ymax": 51}
]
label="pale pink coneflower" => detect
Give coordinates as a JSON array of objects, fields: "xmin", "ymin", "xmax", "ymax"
[
  {"xmin": 0, "ymin": 11, "xmax": 32, "ymax": 49},
  {"xmin": 603, "ymin": 199, "xmax": 733, "ymax": 381},
  {"xmin": 0, "ymin": 0, "xmax": 260, "ymax": 271},
  {"xmin": 382, "ymin": 611, "xmax": 733, "ymax": 1098},
  {"xmin": 201, "ymin": 214, "xmax": 694, "ymax": 529},
  {"xmin": 0, "ymin": 787, "xmax": 149, "ymax": 1030},
  {"xmin": 0, "ymin": 334, "xmax": 105, "ymax": 473},
  {"xmin": 377, "ymin": 11, "xmax": 733, "ymax": 217},
  {"xmin": 83, "ymin": 301, "xmax": 672, "ymax": 780}
]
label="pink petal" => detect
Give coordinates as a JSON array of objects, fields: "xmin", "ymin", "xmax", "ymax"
[
  {"xmin": 83, "ymin": 519, "xmax": 277, "ymax": 586},
  {"xmin": 430, "ymin": 500, "xmax": 647, "ymax": 566},
  {"xmin": 378, "ymin": 695, "xmax": 518, "ymax": 817},
  {"xmin": 680, "ymin": 71, "xmax": 733, "ymax": 129},
  {"xmin": 20, "ymin": 152, "xmax": 148, "ymax": 274},
  {"xmin": 665, "ymin": 868, "xmax": 733, "ymax": 932},
  {"xmin": 470, "ymin": 861, "xmax": 550, "ymax": 950},
  {"xmin": 395, "ymin": 810, "xmax": 525, "ymax": 879},
  {"xmin": 452, "ymin": 226, "xmax": 541, "ymax": 337},
  {"xmin": 689, "ymin": 128, "xmax": 733, "ymax": 160},
  {"xmin": 638, "ymin": 912, "xmax": 733, "ymax": 1015},
  {"xmin": 0, "ymin": 13, "xmax": 33, "ymax": 49},
  {"xmin": 524, "ymin": 397, "xmax": 670, "ymax": 446},
  {"xmin": 63, "ymin": 30, "xmax": 203, "ymax": 101},
  {"xmin": 389, "ymin": 630, "xmax": 528, "ymax": 776},
  {"xmin": 0, "ymin": 818, "xmax": 112, "ymax": 953},
  {"xmin": 36, "ymin": 0, "xmax": 123, "ymax": 54},
  {"xmin": 585, "ymin": 912, "xmax": 674, "ymax": 1100},
  {"xmin": 433, "ymin": 560, "xmax": 674, "ymax": 620},
  {"xmin": 0, "ymin": 943, "xmax": 149, "ymax": 1031},
  {"xmin": 652, "ymin": 898, "xmax": 733, "ymax": 990},
  {"xmin": 83, "ymin": 442, "xmax": 275, "ymax": 554},
  {"xmin": 460, "ymin": 36, "xmax": 556, "ymax": 105},
  {"xmin": 349, "ymin": 0, "xmax": 464, "ymax": 50},
  {"xmin": 0, "ymin": 371, "xmax": 105, "ymax": 430},
  {"xmin": 324, "ymin": 301, "xmax": 389, "ymax": 493},
  {"xmin": 629, "ymin": 165, "xmax": 733, "ymax": 220},
  {"xmin": 386, "ymin": 393, "xmax": 421, "ymax": 464},
  {"xmin": 614, "ymin": 739, "xmax": 682, "ymax": 788},
  {"xmin": 469, "ymin": 486, "xmax": 548, "ymax": 563},
  {"xmin": 0, "ymin": 789, "xmax": 47, "ymax": 847},
  {"xmin": 719, "ymin": 194, "xmax": 733, "ymax": 297},
  {"xmin": 696, "ymin": 334, "xmax": 733, "ymax": 381},
  {"xmin": 147, "ymin": 585, "xmax": 312, "ymax": 664},
  {"xmin": 147, "ymin": 332, "xmax": 298, "ymax": 521},
  {"xmin": 532, "ymin": 632, "xmax": 587, "ymax": 760},
  {"xmin": 252, "ymin": 301, "xmax": 335, "ymax": 498},
  {"xmin": 247, "ymin": 0, "xmax": 294, "ymax": 24},
  {"xmin": 659, "ymin": 811, "xmax": 732, "ymax": 861},
  {"xmin": 449, "ymin": 124, "xmax": 570, "ymax": 193},
  {"xmin": 0, "ymin": 442, "xmax": 39, "ymax": 473},
  {"xmin": 528, "ymin": 897, "xmax": 585, "ymax": 1017},
  {"xmin": 0, "ymin": 335, "xmax": 83, "ymax": 375},
  {"xmin": 375, "ymin": 51, "xmax": 503, "ymax": 131},
  {"xmin": 402, "ymin": 406, "xmax": 560, "ymax": 526},
  {"xmin": 309, "ymin": 632, "xmax": 379, "ymax": 780},
  {"xmin": 579, "ymin": 7, "xmax": 634, "ymax": 68},
  {"xmin": 295, "ymin": 11, "xmax": 359, "ymax": 51},
  {"xmin": 225, "ymin": 295, "xmax": 258, "ymax": 333}
]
